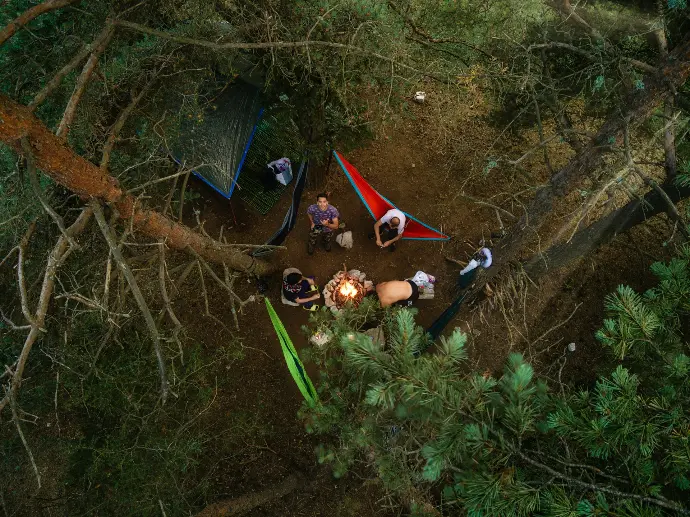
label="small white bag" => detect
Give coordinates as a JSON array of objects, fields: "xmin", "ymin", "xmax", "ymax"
[{"xmin": 336, "ymin": 231, "xmax": 353, "ymax": 249}]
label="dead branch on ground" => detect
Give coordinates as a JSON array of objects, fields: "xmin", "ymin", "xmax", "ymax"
[{"xmin": 91, "ymin": 200, "xmax": 169, "ymax": 403}]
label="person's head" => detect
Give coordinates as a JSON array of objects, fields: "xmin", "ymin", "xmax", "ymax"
[
  {"xmin": 390, "ymin": 216, "xmax": 401, "ymax": 229},
  {"xmin": 316, "ymin": 193, "xmax": 329, "ymax": 211},
  {"xmin": 285, "ymin": 272, "xmax": 302, "ymax": 285}
]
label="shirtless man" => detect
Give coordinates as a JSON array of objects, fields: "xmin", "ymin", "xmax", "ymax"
[{"xmin": 376, "ymin": 279, "xmax": 419, "ymax": 308}]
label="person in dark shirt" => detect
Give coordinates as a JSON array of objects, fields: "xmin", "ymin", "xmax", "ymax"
[{"xmin": 283, "ymin": 272, "xmax": 320, "ymax": 311}]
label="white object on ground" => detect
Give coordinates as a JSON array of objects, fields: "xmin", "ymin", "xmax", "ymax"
[
  {"xmin": 414, "ymin": 91, "xmax": 426, "ymax": 103},
  {"xmin": 311, "ymin": 330, "xmax": 332, "ymax": 347},
  {"xmin": 267, "ymin": 157, "xmax": 293, "ymax": 186},
  {"xmin": 460, "ymin": 248, "xmax": 493, "ymax": 276},
  {"xmin": 336, "ymin": 231, "xmax": 353, "ymax": 249}
]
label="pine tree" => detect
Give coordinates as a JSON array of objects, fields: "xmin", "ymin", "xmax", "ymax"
[{"xmin": 301, "ymin": 250, "xmax": 690, "ymax": 516}]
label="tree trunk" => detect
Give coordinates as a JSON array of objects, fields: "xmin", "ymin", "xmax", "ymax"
[
  {"xmin": 194, "ymin": 475, "xmax": 298, "ymax": 517},
  {"xmin": 0, "ymin": 94, "xmax": 276, "ymax": 275},
  {"xmin": 0, "ymin": 0, "xmax": 79, "ymax": 46},
  {"xmin": 524, "ymin": 182, "xmax": 690, "ymax": 278},
  {"xmin": 489, "ymin": 33, "xmax": 690, "ymax": 278}
]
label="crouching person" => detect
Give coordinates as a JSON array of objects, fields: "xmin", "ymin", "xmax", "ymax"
[{"xmin": 283, "ymin": 272, "xmax": 321, "ymax": 311}]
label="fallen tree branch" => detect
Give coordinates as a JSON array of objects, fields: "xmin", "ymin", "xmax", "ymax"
[
  {"xmin": 57, "ymin": 22, "xmax": 115, "ymax": 138},
  {"xmin": 91, "ymin": 200, "xmax": 169, "ymax": 403},
  {"xmin": 0, "ymin": 207, "xmax": 92, "ymax": 415},
  {"xmin": 0, "ymin": 94, "xmax": 277, "ymax": 274},
  {"xmin": 21, "ymin": 138, "xmax": 76, "ymax": 247},
  {"xmin": 0, "ymin": 0, "xmax": 79, "ymax": 46}
]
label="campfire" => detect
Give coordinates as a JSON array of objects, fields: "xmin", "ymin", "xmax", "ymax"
[{"xmin": 323, "ymin": 266, "xmax": 372, "ymax": 312}]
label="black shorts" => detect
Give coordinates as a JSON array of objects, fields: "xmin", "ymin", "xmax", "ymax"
[{"xmin": 396, "ymin": 280, "xmax": 419, "ymax": 307}]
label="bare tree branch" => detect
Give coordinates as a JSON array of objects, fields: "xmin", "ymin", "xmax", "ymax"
[
  {"xmin": 57, "ymin": 22, "xmax": 115, "ymax": 138},
  {"xmin": 655, "ymin": 28, "xmax": 678, "ymax": 180},
  {"xmin": 21, "ymin": 138, "xmax": 76, "ymax": 247},
  {"xmin": 115, "ymin": 19, "xmax": 449, "ymax": 81},
  {"xmin": 9, "ymin": 391, "xmax": 41, "ymax": 491},
  {"xmin": 91, "ymin": 200, "xmax": 169, "ymax": 403},
  {"xmin": 28, "ymin": 41, "xmax": 88, "ymax": 110},
  {"xmin": 17, "ymin": 221, "xmax": 37, "ymax": 325},
  {"xmin": 158, "ymin": 242, "xmax": 183, "ymax": 363},
  {"xmin": 0, "ymin": 0, "xmax": 79, "ymax": 46},
  {"xmin": 100, "ymin": 70, "xmax": 160, "ymax": 170},
  {"xmin": 387, "ymin": 0, "xmax": 494, "ymax": 59},
  {"xmin": 0, "ymin": 207, "xmax": 92, "ymax": 415}
]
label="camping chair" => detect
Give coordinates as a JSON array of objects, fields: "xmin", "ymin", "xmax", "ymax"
[{"xmin": 281, "ymin": 268, "xmax": 302, "ymax": 306}]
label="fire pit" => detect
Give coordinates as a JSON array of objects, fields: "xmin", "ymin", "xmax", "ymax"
[{"xmin": 323, "ymin": 267, "xmax": 373, "ymax": 312}]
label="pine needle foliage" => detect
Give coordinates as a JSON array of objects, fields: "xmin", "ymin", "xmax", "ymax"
[{"xmin": 301, "ymin": 252, "xmax": 690, "ymax": 516}]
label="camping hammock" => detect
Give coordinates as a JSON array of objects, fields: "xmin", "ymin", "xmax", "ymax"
[
  {"xmin": 252, "ymin": 159, "xmax": 308, "ymax": 257},
  {"xmin": 265, "ymin": 298, "xmax": 319, "ymax": 406},
  {"xmin": 333, "ymin": 151, "xmax": 450, "ymax": 240},
  {"xmin": 425, "ymin": 291, "xmax": 469, "ymax": 342}
]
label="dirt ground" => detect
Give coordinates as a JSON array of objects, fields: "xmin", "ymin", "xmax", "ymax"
[{"xmin": 169, "ymin": 87, "xmax": 677, "ymax": 515}]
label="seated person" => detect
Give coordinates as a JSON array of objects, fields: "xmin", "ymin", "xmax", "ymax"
[
  {"xmin": 370, "ymin": 208, "xmax": 406, "ymax": 252},
  {"xmin": 375, "ymin": 279, "xmax": 419, "ymax": 308},
  {"xmin": 283, "ymin": 272, "xmax": 320, "ymax": 311}
]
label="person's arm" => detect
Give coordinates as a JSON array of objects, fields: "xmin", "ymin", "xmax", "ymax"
[
  {"xmin": 325, "ymin": 216, "xmax": 339, "ymax": 230},
  {"xmin": 374, "ymin": 220, "xmax": 383, "ymax": 246},
  {"xmin": 307, "ymin": 212, "xmax": 314, "ymax": 228},
  {"xmin": 382, "ymin": 232, "xmax": 403, "ymax": 247},
  {"xmin": 296, "ymin": 293, "xmax": 320, "ymax": 303}
]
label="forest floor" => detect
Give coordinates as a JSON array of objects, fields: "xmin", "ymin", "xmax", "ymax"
[{"xmin": 164, "ymin": 85, "xmax": 674, "ymax": 516}]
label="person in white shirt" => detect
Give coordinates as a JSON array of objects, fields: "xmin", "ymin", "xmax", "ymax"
[{"xmin": 370, "ymin": 208, "xmax": 406, "ymax": 252}]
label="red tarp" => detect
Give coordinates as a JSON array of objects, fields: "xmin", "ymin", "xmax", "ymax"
[{"xmin": 333, "ymin": 151, "xmax": 450, "ymax": 241}]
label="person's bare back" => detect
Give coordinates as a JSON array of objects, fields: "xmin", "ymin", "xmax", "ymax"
[{"xmin": 376, "ymin": 280, "xmax": 414, "ymax": 307}]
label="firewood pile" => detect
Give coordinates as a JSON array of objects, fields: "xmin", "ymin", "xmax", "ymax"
[{"xmin": 323, "ymin": 269, "xmax": 373, "ymax": 312}]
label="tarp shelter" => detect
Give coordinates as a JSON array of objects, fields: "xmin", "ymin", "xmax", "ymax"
[
  {"xmin": 333, "ymin": 151, "xmax": 450, "ymax": 240},
  {"xmin": 171, "ymin": 80, "xmax": 305, "ymax": 214},
  {"xmin": 171, "ymin": 81, "xmax": 263, "ymax": 199}
]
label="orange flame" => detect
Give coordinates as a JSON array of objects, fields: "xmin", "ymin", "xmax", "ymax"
[{"xmin": 339, "ymin": 280, "xmax": 358, "ymax": 298}]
